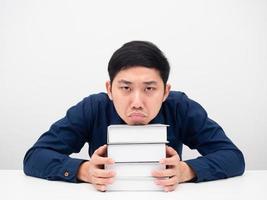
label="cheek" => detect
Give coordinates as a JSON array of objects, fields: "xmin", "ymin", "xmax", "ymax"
[
  {"xmin": 113, "ymin": 97, "xmax": 128, "ymax": 114},
  {"xmin": 146, "ymin": 97, "xmax": 163, "ymax": 114}
]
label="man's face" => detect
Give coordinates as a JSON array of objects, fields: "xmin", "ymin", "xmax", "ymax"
[{"xmin": 106, "ymin": 66, "xmax": 171, "ymax": 125}]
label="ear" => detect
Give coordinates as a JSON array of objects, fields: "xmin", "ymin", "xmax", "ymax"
[
  {"xmin": 105, "ymin": 80, "xmax": 113, "ymax": 100},
  {"xmin": 163, "ymin": 83, "xmax": 171, "ymax": 102}
]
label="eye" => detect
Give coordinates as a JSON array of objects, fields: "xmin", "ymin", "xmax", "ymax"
[
  {"xmin": 120, "ymin": 86, "xmax": 131, "ymax": 92},
  {"xmin": 145, "ymin": 87, "xmax": 155, "ymax": 92}
]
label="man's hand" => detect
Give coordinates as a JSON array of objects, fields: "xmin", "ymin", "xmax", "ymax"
[
  {"xmin": 151, "ymin": 146, "xmax": 196, "ymax": 192},
  {"xmin": 77, "ymin": 144, "xmax": 116, "ymax": 192}
]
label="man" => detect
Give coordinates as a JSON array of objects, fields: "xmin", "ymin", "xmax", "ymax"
[{"xmin": 23, "ymin": 41, "xmax": 245, "ymax": 192}]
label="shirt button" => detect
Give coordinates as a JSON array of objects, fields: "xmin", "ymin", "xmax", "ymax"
[{"xmin": 64, "ymin": 171, "xmax": 69, "ymax": 177}]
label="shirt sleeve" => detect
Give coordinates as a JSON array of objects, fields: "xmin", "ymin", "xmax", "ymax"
[
  {"xmin": 23, "ymin": 96, "xmax": 93, "ymax": 183},
  {"xmin": 179, "ymin": 94, "xmax": 245, "ymax": 182}
]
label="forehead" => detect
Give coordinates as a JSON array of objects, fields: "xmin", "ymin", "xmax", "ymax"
[{"xmin": 114, "ymin": 66, "xmax": 162, "ymax": 84}]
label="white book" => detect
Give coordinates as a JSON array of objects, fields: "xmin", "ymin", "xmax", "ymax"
[
  {"xmin": 107, "ymin": 177, "xmax": 165, "ymax": 191},
  {"xmin": 107, "ymin": 124, "xmax": 168, "ymax": 144},
  {"xmin": 108, "ymin": 143, "xmax": 166, "ymax": 163},
  {"xmin": 105, "ymin": 162, "xmax": 165, "ymax": 177}
]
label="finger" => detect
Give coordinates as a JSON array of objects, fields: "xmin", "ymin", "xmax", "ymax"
[
  {"xmin": 93, "ymin": 168, "xmax": 116, "ymax": 178},
  {"xmin": 155, "ymin": 176, "xmax": 178, "ymax": 186},
  {"xmin": 160, "ymin": 155, "xmax": 180, "ymax": 165},
  {"xmin": 95, "ymin": 145, "xmax": 108, "ymax": 156},
  {"xmin": 94, "ymin": 184, "xmax": 107, "ymax": 192},
  {"xmin": 166, "ymin": 146, "xmax": 179, "ymax": 157},
  {"xmin": 91, "ymin": 176, "xmax": 114, "ymax": 185},
  {"xmin": 91, "ymin": 154, "xmax": 114, "ymax": 165},
  {"xmin": 164, "ymin": 184, "xmax": 177, "ymax": 192},
  {"xmin": 151, "ymin": 169, "xmax": 176, "ymax": 178}
]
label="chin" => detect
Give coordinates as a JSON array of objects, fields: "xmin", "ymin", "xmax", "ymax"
[
  {"xmin": 132, "ymin": 122, "xmax": 146, "ymax": 125},
  {"xmin": 128, "ymin": 120, "xmax": 148, "ymax": 125}
]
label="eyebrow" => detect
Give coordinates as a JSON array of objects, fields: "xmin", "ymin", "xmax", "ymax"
[
  {"xmin": 117, "ymin": 80, "xmax": 157, "ymax": 85},
  {"xmin": 143, "ymin": 81, "xmax": 157, "ymax": 85},
  {"xmin": 118, "ymin": 80, "xmax": 132, "ymax": 85}
]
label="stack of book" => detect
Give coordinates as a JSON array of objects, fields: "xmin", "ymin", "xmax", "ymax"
[{"xmin": 105, "ymin": 124, "xmax": 168, "ymax": 191}]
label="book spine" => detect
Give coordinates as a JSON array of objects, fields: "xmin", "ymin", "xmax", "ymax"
[
  {"xmin": 105, "ymin": 163, "xmax": 165, "ymax": 177},
  {"xmin": 107, "ymin": 177, "xmax": 164, "ymax": 191},
  {"xmin": 107, "ymin": 143, "xmax": 166, "ymax": 163}
]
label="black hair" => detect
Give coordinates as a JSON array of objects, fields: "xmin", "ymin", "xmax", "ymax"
[{"xmin": 108, "ymin": 41, "xmax": 170, "ymax": 85}]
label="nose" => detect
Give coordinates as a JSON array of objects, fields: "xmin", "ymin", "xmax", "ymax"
[{"xmin": 131, "ymin": 91, "xmax": 144, "ymax": 109}]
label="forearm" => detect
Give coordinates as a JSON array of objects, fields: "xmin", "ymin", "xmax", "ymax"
[
  {"xmin": 184, "ymin": 149, "xmax": 245, "ymax": 182},
  {"xmin": 23, "ymin": 147, "xmax": 85, "ymax": 182}
]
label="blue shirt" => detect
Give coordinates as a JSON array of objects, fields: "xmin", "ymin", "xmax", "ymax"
[{"xmin": 23, "ymin": 91, "xmax": 245, "ymax": 183}]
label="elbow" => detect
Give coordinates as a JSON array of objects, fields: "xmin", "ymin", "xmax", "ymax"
[
  {"xmin": 235, "ymin": 149, "xmax": 245, "ymax": 176},
  {"xmin": 23, "ymin": 148, "xmax": 35, "ymax": 176}
]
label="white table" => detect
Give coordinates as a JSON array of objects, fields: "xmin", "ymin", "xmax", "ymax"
[{"xmin": 1, "ymin": 170, "xmax": 266, "ymax": 200}]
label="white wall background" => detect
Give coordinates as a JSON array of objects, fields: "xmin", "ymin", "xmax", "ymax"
[{"xmin": 0, "ymin": 0, "xmax": 266, "ymax": 170}]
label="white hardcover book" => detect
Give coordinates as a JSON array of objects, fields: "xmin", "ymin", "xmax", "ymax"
[
  {"xmin": 108, "ymin": 143, "xmax": 166, "ymax": 163},
  {"xmin": 107, "ymin": 177, "xmax": 164, "ymax": 191},
  {"xmin": 105, "ymin": 162, "xmax": 165, "ymax": 177},
  {"xmin": 107, "ymin": 124, "xmax": 168, "ymax": 144}
]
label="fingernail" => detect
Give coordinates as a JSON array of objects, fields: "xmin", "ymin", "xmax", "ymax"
[
  {"xmin": 101, "ymin": 186, "xmax": 106, "ymax": 191},
  {"xmin": 151, "ymin": 170, "xmax": 159, "ymax": 176},
  {"xmin": 108, "ymin": 171, "xmax": 116, "ymax": 177},
  {"xmin": 159, "ymin": 159, "xmax": 165, "ymax": 164}
]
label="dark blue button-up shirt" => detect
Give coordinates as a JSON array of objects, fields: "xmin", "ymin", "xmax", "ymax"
[{"xmin": 23, "ymin": 91, "xmax": 245, "ymax": 183}]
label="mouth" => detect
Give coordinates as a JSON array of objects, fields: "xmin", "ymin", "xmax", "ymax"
[{"xmin": 128, "ymin": 112, "xmax": 147, "ymax": 123}]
